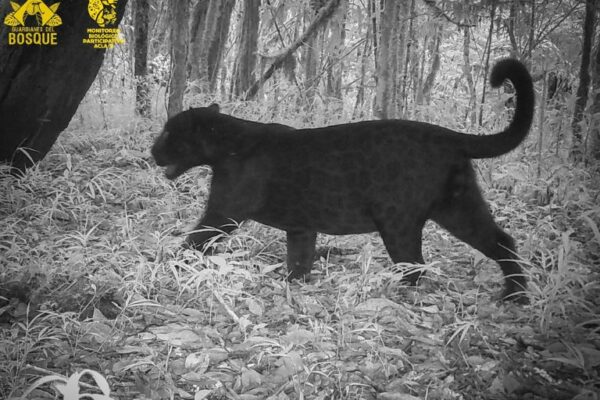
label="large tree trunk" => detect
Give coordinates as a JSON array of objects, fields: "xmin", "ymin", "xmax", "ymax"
[
  {"xmin": 232, "ymin": 0, "xmax": 260, "ymax": 98},
  {"xmin": 0, "ymin": 0, "xmax": 128, "ymax": 173},
  {"xmin": 571, "ymin": 0, "xmax": 596, "ymax": 162},
  {"xmin": 167, "ymin": 0, "xmax": 189, "ymax": 117},
  {"xmin": 134, "ymin": 0, "xmax": 150, "ymax": 117}
]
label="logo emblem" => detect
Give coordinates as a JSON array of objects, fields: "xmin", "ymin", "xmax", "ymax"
[
  {"xmin": 82, "ymin": 0, "xmax": 124, "ymax": 49},
  {"xmin": 87, "ymin": 0, "xmax": 117, "ymax": 27},
  {"xmin": 4, "ymin": 0, "xmax": 61, "ymax": 27},
  {"xmin": 3, "ymin": 0, "xmax": 61, "ymax": 45}
]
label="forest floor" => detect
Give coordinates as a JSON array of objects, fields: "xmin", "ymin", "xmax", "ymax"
[{"xmin": 1, "ymin": 120, "xmax": 599, "ymax": 400}]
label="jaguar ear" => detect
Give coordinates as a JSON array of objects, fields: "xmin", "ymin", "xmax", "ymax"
[{"xmin": 207, "ymin": 103, "xmax": 220, "ymax": 113}]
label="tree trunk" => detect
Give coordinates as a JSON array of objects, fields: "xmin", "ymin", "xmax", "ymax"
[
  {"xmin": 419, "ymin": 20, "xmax": 442, "ymax": 105},
  {"xmin": 462, "ymin": 25, "xmax": 476, "ymax": 126},
  {"xmin": 134, "ymin": 0, "xmax": 150, "ymax": 117},
  {"xmin": 389, "ymin": 0, "xmax": 404, "ymax": 117},
  {"xmin": 507, "ymin": 0, "xmax": 518, "ymax": 54},
  {"xmin": 479, "ymin": 2, "xmax": 496, "ymax": 127},
  {"xmin": 303, "ymin": 10, "xmax": 321, "ymax": 107},
  {"xmin": 352, "ymin": 26, "xmax": 370, "ymax": 119},
  {"xmin": 325, "ymin": 0, "xmax": 346, "ymax": 101},
  {"xmin": 528, "ymin": 0, "xmax": 535, "ymax": 60},
  {"xmin": 204, "ymin": 0, "xmax": 235, "ymax": 92},
  {"xmin": 188, "ymin": 0, "xmax": 209, "ymax": 90},
  {"xmin": 589, "ymin": 29, "xmax": 600, "ymax": 161},
  {"xmin": 0, "ymin": 0, "xmax": 128, "ymax": 172},
  {"xmin": 571, "ymin": 0, "xmax": 596, "ymax": 162},
  {"xmin": 370, "ymin": 0, "xmax": 378, "ymax": 72},
  {"xmin": 399, "ymin": 0, "xmax": 415, "ymax": 117},
  {"xmin": 192, "ymin": 0, "xmax": 234, "ymax": 92},
  {"xmin": 167, "ymin": 0, "xmax": 189, "ymax": 118},
  {"xmin": 232, "ymin": 0, "xmax": 260, "ymax": 98},
  {"xmin": 374, "ymin": 0, "xmax": 400, "ymax": 119}
]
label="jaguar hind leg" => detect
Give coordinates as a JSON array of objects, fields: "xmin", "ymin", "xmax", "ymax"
[
  {"xmin": 431, "ymin": 175, "xmax": 528, "ymax": 303},
  {"xmin": 286, "ymin": 231, "xmax": 317, "ymax": 281}
]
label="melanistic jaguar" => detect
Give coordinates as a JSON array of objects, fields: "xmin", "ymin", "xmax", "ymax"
[{"xmin": 152, "ymin": 59, "xmax": 534, "ymax": 302}]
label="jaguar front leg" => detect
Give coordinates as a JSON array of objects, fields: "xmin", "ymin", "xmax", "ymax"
[
  {"xmin": 184, "ymin": 212, "xmax": 239, "ymax": 252},
  {"xmin": 286, "ymin": 230, "xmax": 317, "ymax": 281}
]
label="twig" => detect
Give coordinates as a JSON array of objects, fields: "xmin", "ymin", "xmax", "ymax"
[
  {"xmin": 212, "ymin": 290, "xmax": 243, "ymax": 329},
  {"xmin": 23, "ymin": 365, "xmax": 100, "ymax": 391},
  {"xmin": 421, "ymin": 0, "xmax": 475, "ymax": 28}
]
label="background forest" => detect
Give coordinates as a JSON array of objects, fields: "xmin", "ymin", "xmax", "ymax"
[{"xmin": 1, "ymin": 0, "xmax": 599, "ymax": 399}]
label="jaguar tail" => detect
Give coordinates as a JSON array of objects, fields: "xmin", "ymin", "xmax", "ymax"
[{"xmin": 463, "ymin": 59, "xmax": 535, "ymax": 159}]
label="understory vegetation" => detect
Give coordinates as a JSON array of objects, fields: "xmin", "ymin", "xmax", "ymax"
[{"xmin": 1, "ymin": 92, "xmax": 599, "ymax": 399}]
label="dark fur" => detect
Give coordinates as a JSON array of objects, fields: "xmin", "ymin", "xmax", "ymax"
[{"xmin": 152, "ymin": 59, "xmax": 534, "ymax": 302}]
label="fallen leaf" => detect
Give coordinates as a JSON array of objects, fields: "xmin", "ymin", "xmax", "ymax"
[
  {"xmin": 185, "ymin": 352, "xmax": 210, "ymax": 373},
  {"xmin": 283, "ymin": 328, "xmax": 314, "ymax": 346},
  {"xmin": 241, "ymin": 367, "xmax": 263, "ymax": 391},
  {"xmin": 246, "ymin": 298, "xmax": 263, "ymax": 316},
  {"xmin": 150, "ymin": 323, "xmax": 212, "ymax": 347},
  {"xmin": 194, "ymin": 389, "xmax": 213, "ymax": 400}
]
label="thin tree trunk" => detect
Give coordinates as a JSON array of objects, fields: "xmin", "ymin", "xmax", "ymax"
[
  {"xmin": 188, "ymin": 0, "xmax": 209, "ymax": 90},
  {"xmin": 463, "ymin": 25, "xmax": 476, "ymax": 126},
  {"xmin": 589, "ymin": 29, "xmax": 600, "ymax": 161},
  {"xmin": 538, "ymin": 70, "xmax": 547, "ymax": 179},
  {"xmin": 207, "ymin": 0, "xmax": 235, "ymax": 91},
  {"xmin": 232, "ymin": 0, "xmax": 260, "ymax": 98},
  {"xmin": 399, "ymin": 0, "xmax": 414, "ymax": 117},
  {"xmin": 419, "ymin": 20, "xmax": 442, "ymax": 105},
  {"xmin": 528, "ymin": 0, "xmax": 535, "ymax": 61},
  {"xmin": 353, "ymin": 29, "xmax": 370, "ymax": 119},
  {"xmin": 479, "ymin": 2, "xmax": 496, "ymax": 127},
  {"xmin": 571, "ymin": 0, "xmax": 596, "ymax": 161},
  {"xmin": 390, "ymin": 1, "xmax": 404, "ymax": 117},
  {"xmin": 168, "ymin": 0, "xmax": 189, "ymax": 117},
  {"xmin": 370, "ymin": 0, "xmax": 378, "ymax": 72},
  {"xmin": 303, "ymin": 7, "xmax": 321, "ymax": 107},
  {"xmin": 414, "ymin": 33, "xmax": 427, "ymax": 106},
  {"xmin": 325, "ymin": 0, "xmax": 346, "ymax": 101},
  {"xmin": 134, "ymin": 0, "xmax": 150, "ymax": 117},
  {"xmin": 197, "ymin": 0, "xmax": 235, "ymax": 92},
  {"xmin": 198, "ymin": 0, "xmax": 219, "ymax": 86},
  {"xmin": 374, "ymin": 0, "xmax": 399, "ymax": 119},
  {"xmin": 507, "ymin": 0, "xmax": 518, "ymax": 53}
]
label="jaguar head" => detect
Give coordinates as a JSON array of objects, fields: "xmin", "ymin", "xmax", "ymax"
[{"xmin": 151, "ymin": 104, "xmax": 221, "ymax": 180}]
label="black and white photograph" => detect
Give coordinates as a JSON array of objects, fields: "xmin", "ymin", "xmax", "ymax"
[{"xmin": 1, "ymin": 0, "xmax": 599, "ymax": 398}]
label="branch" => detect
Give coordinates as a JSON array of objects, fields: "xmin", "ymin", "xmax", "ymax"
[
  {"xmin": 421, "ymin": 0, "xmax": 475, "ymax": 28},
  {"xmin": 244, "ymin": 0, "xmax": 341, "ymax": 100}
]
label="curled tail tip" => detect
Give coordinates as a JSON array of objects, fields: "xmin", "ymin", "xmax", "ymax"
[{"xmin": 490, "ymin": 58, "xmax": 530, "ymax": 88}]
